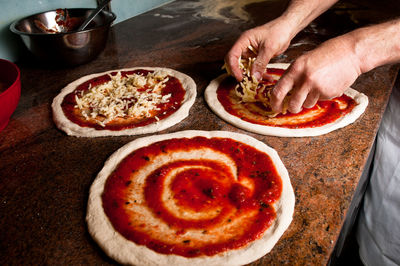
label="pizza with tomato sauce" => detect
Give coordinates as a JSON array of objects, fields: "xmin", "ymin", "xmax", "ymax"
[
  {"xmin": 205, "ymin": 63, "xmax": 368, "ymax": 137},
  {"xmin": 87, "ymin": 130, "xmax": 295, "ymax": 265},
  {"xmin": 52, "ymin": 67, "xmax": 196, "ymax": 137}
]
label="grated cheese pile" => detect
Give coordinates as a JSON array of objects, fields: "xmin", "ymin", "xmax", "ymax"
[
  {"xmin": 74, "ymin": 70, "xmax": 172, "ymax": 127},
  {"xmin": 226, "ymin": 46, "xmax": 290, "ymax": 117}
]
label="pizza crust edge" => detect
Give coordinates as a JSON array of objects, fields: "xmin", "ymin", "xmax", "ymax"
[
  {"xmin": 205, "ymin": 63, "xmax": 369, "ymax": 137},
  {"xmin": 86, "ymin": 130, "xmax": 295, "ymax": 266},
  {"xmin": 51, "ymin": 67, "xmax": 196, "ymax": 137}
]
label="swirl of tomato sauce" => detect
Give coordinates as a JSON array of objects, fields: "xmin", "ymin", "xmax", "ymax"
[
  {"xmin": 61, "ymin": 70, "xmax": 185, "ymax": 130},
  {"xmin": 218, "ymin": 68, "xmax": 356, "ymax": 128},
  {"xmin": 102, "ymin": 137, "xmax": 282, "ymax": 257}
]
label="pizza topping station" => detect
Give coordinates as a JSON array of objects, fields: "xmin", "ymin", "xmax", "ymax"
[
  {"xmin": 61, "ymin": 69, "xmax": 185, "ymax": 130},
  {"xmin": 101, "ymin": 136, "xmax": 282, "ymax": 257}
]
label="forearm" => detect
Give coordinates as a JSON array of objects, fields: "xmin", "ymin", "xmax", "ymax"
[
  {"xmin": 277, "ymin": 0, "xmax": 339, "ymax": 39},
  {"xmin": 349, "ymin": 18, "xmax": 400, "ymax": 73}
]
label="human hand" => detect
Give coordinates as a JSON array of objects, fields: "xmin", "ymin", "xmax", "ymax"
[
  {"xmin": 225, "ymin": 18, "xmax": 295, "ymax": 81},
  {"xmin": 271, "ymin": 36, "xmax": 362, "ymax": 113}
]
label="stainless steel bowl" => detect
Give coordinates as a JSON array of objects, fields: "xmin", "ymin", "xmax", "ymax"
[{"xmin": 10, "ymin": 8, "xmax": 116, "ymax": 66}]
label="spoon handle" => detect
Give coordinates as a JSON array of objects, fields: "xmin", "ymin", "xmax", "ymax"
[{"xmin": 78, "ymin": 0, "xmax": 112, "ymax": 31}]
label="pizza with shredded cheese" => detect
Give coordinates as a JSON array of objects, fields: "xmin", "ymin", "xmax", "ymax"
[
  {"xmin": 87, "ymin": 130, "xmax": 295, "ymax": 266},
  {"xmin": 52, "ymin": 67, "xmax": 196, "ymax": 137},
  {"xmin": 205, "ymin": 63, "xmax": 368, "ymax": 137}
]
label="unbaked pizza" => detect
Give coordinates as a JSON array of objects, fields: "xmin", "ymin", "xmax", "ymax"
[
  {"xmin": 205, "ymin": 63, "xmax": 368, "ymax": 137},
  {"xmin": 52, "ymin": 67, "xmax": 196, "ymax": 137},
  {"xmin": 87, "ymin": 130, "xmax": 295, "ymax": 265}
]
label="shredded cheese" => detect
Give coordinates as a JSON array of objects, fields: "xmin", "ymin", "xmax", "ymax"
[
  {"xmin": 74, "ymin": 70, "xmax": 172, "ymax": 127},
  {"xmin": 225, "ymin": 46, "xmax": 289, "ymax": 117}
]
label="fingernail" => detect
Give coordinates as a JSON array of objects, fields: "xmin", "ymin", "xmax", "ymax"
[{"xmin": 253, "ymin": 72, "xmax": 261, "ymax": 81}]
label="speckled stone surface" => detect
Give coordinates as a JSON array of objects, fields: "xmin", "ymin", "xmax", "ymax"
[{"xmin": 1, "ymin": 0, "xmax": 399, "ymax": 265}]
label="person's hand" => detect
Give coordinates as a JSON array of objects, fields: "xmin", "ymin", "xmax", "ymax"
[
  {"xmin": 225, "ymin": 18, "xmax": 295, "ymax": 81},
  {"xmin": 271, "ymin": 36, "xmax": 362, "ymax": 113}
]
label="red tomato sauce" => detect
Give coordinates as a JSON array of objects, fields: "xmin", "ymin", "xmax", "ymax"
[
  {"xmin": 267, "ymin": 68, "xmax": 285, "ymax": 75},
  {"xmin": 61, "ymin": 70, "xmax": 185, "ymax": 130},
  {"xmin": 102, "ymin": 137, "xmax": 282, "ymax": 257},
  {"xmin": 218, "ymin": 68, "xmax": 356, "ymax": 128}
]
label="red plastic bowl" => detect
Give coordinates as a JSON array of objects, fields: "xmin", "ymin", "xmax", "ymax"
[{"xmin": 0, "ymin": 59, "xmax": 21, "ymax": 132}]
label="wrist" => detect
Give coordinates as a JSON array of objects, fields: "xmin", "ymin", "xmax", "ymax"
[
  {"xmin": 351, "ymin": 19, "xmax": 400, "ymax": 73},
  {"xmin": 278, "ymin": 0, "xmax": 340, "ymax": 39},
  {"xmin": 274, "ymin": 14, "xmax": 305, "ymax": 40},
  {"xmin": 262, "ymin": 16, "xmax": 300, "ymax": 42}
]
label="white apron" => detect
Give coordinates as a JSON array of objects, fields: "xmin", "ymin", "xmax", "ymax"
[{"xmin": 357, "ymin": 80, "xmax": 400, "ymax": 266}]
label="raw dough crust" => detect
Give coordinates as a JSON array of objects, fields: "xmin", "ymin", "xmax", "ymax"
[
  {"xmin": 205, "ymin": 63, "xmax": 369, "ymax": 137},
  {"xmin": 87, "ymin": 130, "xmax": 295, "ymax": 266},
  {"xmin": 52, "ymin": 67, "xmax": 196, "ymax": 137}
]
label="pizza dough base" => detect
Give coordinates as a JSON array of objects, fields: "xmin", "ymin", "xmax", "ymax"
[
  {"xmin": 52, "ymin": 67, "xmax": 196, "ymax": 137},
  {"xmin": 87, "ymin": 130, "xmax": 295, "ymax": 266},
  {"xmin": 205, "ymin": 63, "xmax": 369, "ymax": 137}
]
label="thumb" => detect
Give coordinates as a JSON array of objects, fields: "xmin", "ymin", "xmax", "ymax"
[
  {"xmin": 225, "ymin": 46, "xmax": 244, "ymax": 81},
  {"xmin": 250, "ymin": 45, "xmax": 273, "ymax": 81}
]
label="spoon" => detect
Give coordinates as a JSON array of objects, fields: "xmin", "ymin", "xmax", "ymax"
[{"xmin": 77, "ymin": 0, "xmax": 112, "ymax": 31}]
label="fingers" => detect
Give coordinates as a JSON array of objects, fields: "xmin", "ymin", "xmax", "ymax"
[
  {"xmin": 273, "ymin": 81, "xmax": 317, "ymax": 114},
  {"xmin": 225, "ymin": 32, "xmax": 254, "ymax": 81},
  {"xmin": 303, "ymin": 89, "xmax": 320, "ymax": 108},
  {"xmin": 250, "ymin": 44, "xmax": 273, "ymax": 81},
  {"xmin": 225, "ymin": 46, "xmax": 243, "ymax": 81},
  {"xmin": 271, "ymin": 74, "xmax": 294, "ymax": 113},
  {"xmin": 287, "ymin": 86, "xmax": 310, "ymax": 113},
  {"xmin": 271, "ymin": 69, "xmax": 320, "ymax": 113}
]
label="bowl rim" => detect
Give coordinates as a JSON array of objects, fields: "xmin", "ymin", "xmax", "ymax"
[
  {"xmin": 9, "ymin": 8, "xmax": 116, "ymax": 36},
  {"xmin": 0, "ymin": 59, "xmax": 20, "ymax": 97}
]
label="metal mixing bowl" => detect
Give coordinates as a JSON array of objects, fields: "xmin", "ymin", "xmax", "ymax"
[{"xmin": 10, "ymin": 8, "xmax": 116, "ymax": 66}]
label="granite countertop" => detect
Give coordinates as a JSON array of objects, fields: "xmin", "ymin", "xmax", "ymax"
[{"xmin": 1, "ymin": 0, "xmax": 399, "ymax": 265}]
